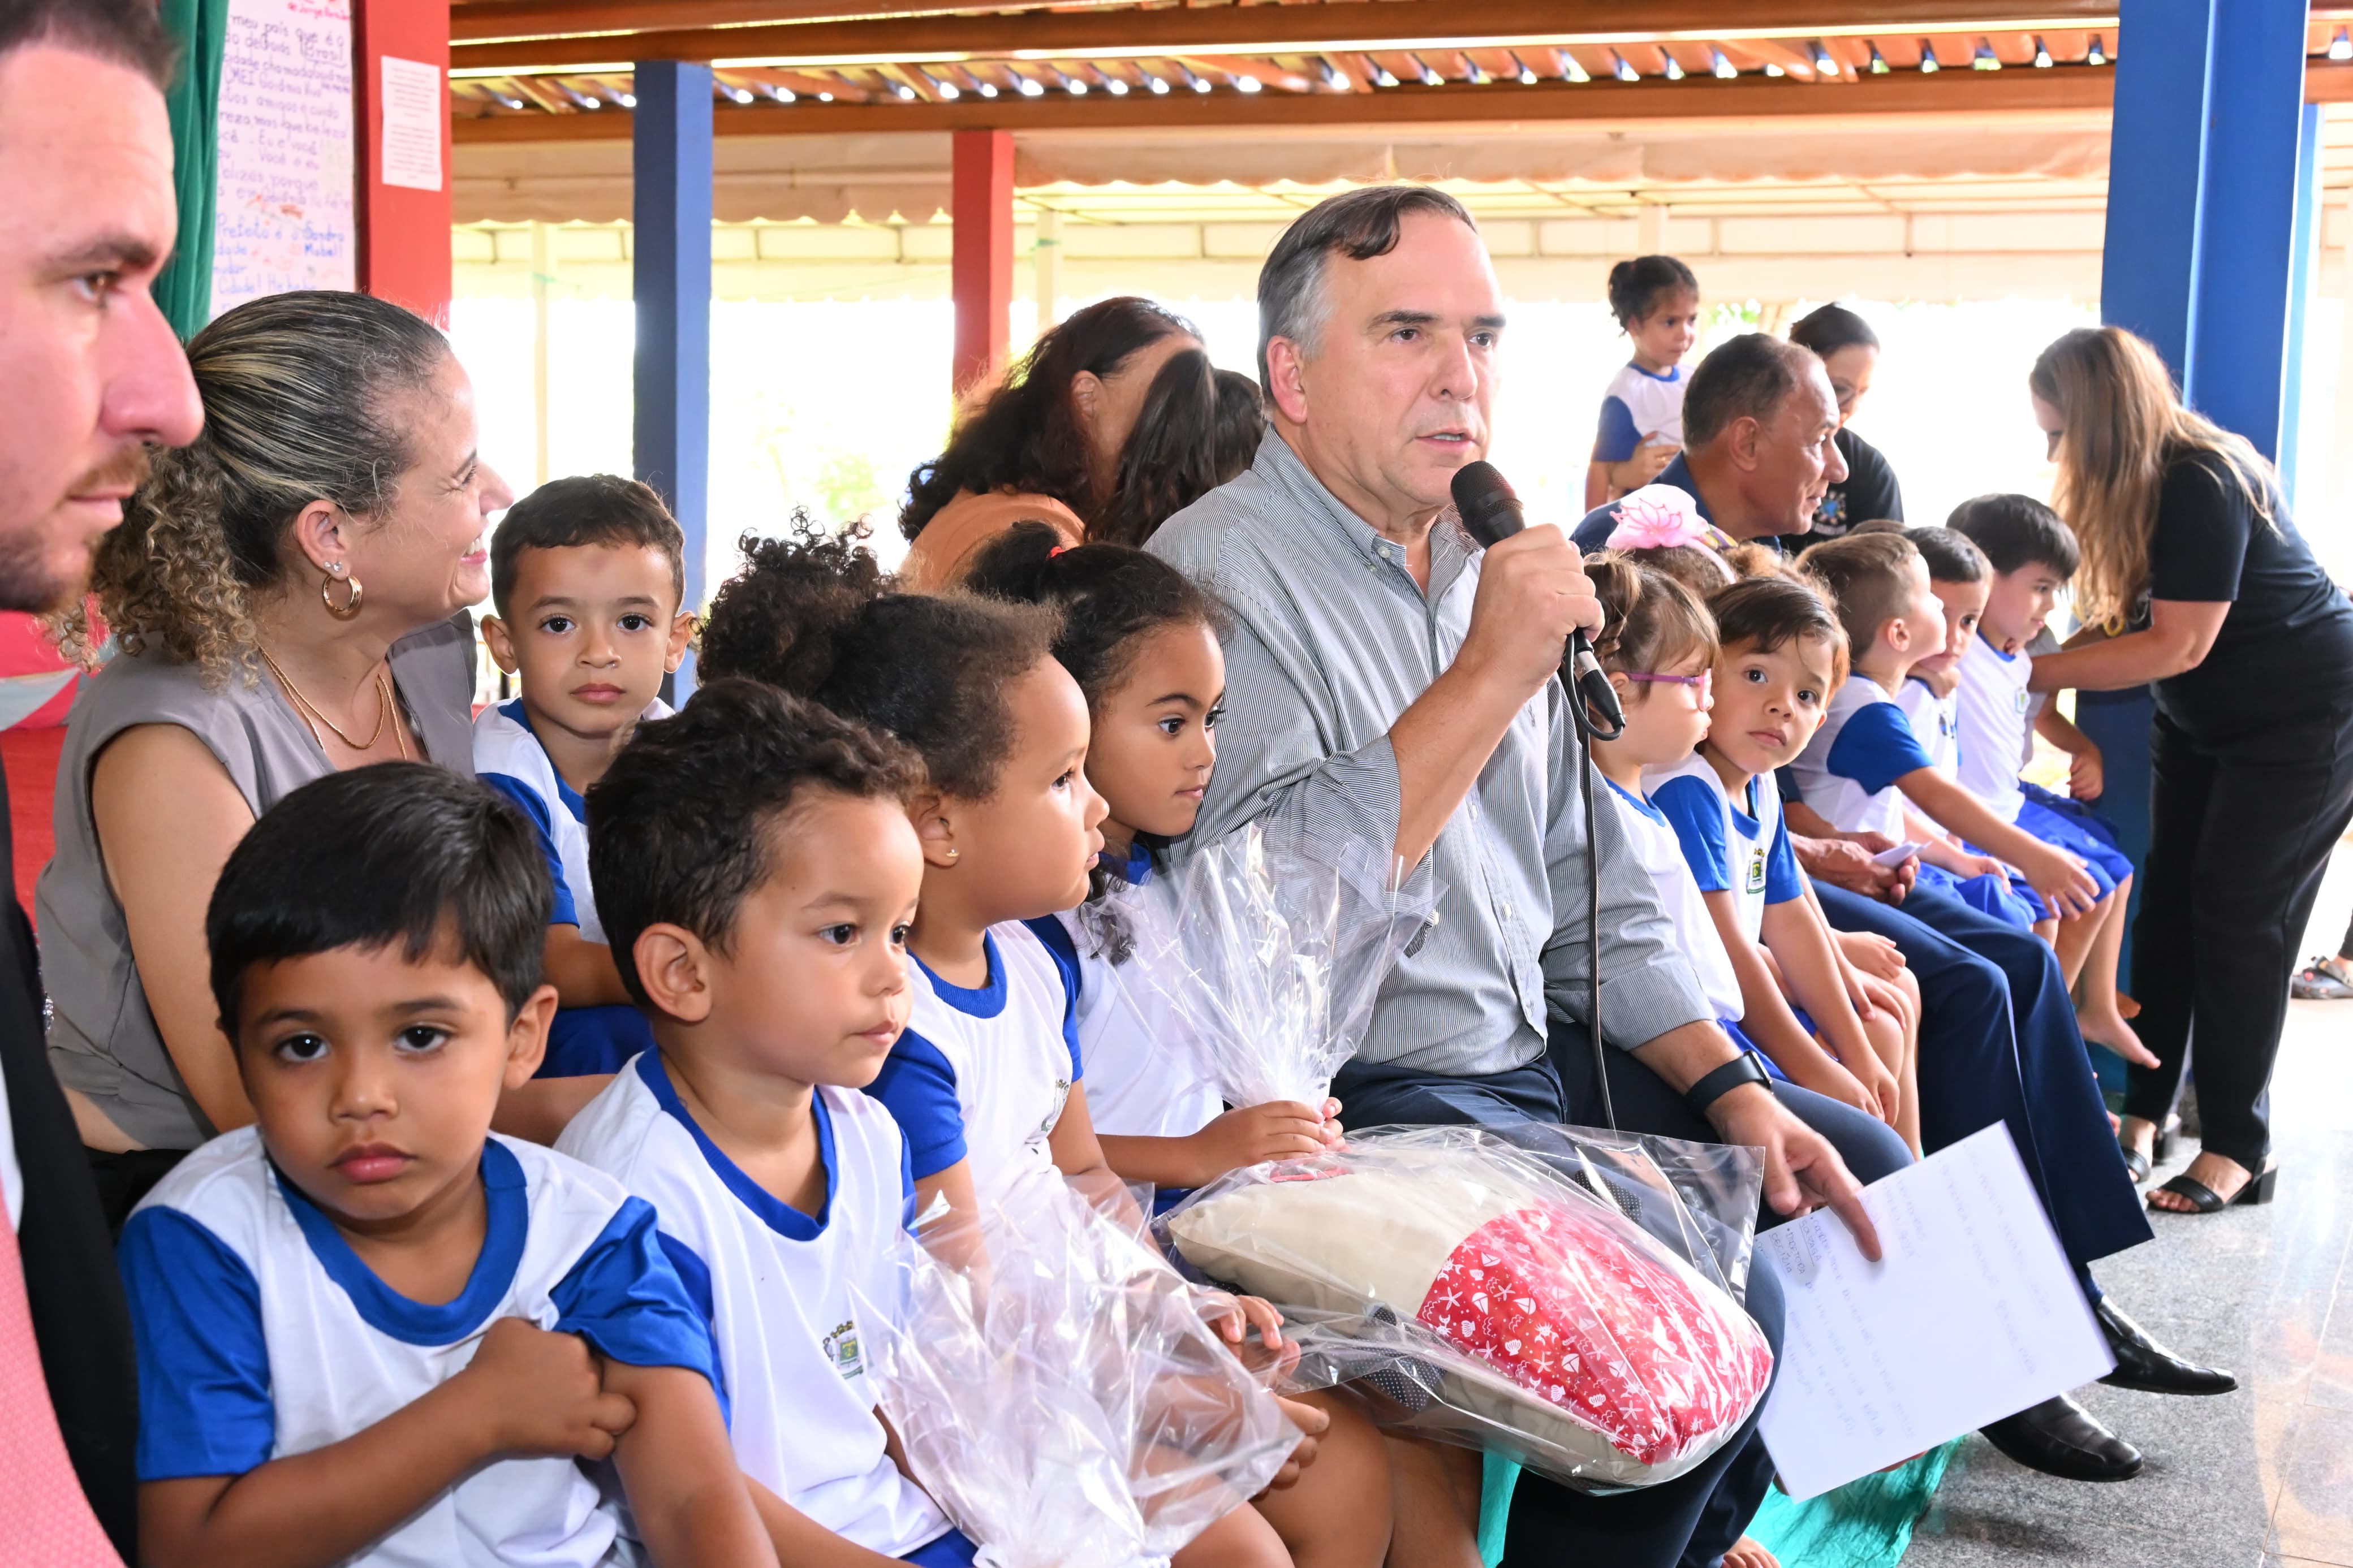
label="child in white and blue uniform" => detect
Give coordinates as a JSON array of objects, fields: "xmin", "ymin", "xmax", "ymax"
[
  {"xmin": 1587, "ymin": 255, "xmax": 1700, "ymax": 511},
  {"xmin": 477, "ymin": 475, "xmax": 696, "ymax": 1079},
  {"xmin": 120, "ymin": 764, "xmax": 755, "ymax": 1568},
  {"xmin": 557, "ymin": 679, "xmax": 979, "ymax": 1566}
]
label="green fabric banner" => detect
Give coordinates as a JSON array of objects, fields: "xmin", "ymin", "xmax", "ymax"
[{"xmin": 152, "ymin": 0, "xmax": 227, "ymax": 342}]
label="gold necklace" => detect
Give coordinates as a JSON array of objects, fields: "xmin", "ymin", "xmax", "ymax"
[{"xmin": 261, "ymin": 647, "xmax": 409, "ymax": 759}]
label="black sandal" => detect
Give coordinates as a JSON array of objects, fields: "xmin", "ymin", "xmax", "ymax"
[
  {"xmin": 2119, "ymin": 1141, "xmax": 2151, "ymax": 1183},
  {"xmin": 2115, "ymin": 1115, "xmax": 2179, "ymax": 1185},
  {"xmin": 2150, "ymin": 1165, "xmax": 2279, "ymax": 1213}
]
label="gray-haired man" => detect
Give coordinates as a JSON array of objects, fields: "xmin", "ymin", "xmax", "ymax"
[{"xmin": 1150, "ymin": 186, "xmax": 1910, "ymax": 1567}]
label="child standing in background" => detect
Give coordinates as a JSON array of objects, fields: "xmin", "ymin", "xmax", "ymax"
[
  {"xmin": 476, "ymin": 475, "xmax": 695, "ymax": 1097},
  {"xmin": 1587, "ymin": 256, "xmax": 1701, "ymax": 509},
  {"xmin": 1945, "ymin": 495, "xmax": 2151, "ymax": 1072}
]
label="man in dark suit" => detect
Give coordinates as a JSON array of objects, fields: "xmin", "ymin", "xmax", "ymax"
[{"xmin": 0, "ymin": 0, "xmax": 204, "ymax": 1552}]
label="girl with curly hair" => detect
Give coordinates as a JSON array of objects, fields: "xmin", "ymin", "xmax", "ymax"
[{"xmin": 40, "ymin": 290, "xmax": 511, "ymax": 1221}]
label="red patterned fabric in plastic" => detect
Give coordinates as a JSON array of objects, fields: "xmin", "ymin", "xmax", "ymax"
[{"xmin": 1414, "ymin": 1202, "xmax": 1773, "ymax": 1466}]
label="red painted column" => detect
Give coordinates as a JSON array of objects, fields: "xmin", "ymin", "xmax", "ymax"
[
  {"xmin": 352, "ymin": 0, "xmax": 453, "ymax": 324},
  {"xmin": 950, "ymin": 128, "xmax": 1014, "ymax": 399}
]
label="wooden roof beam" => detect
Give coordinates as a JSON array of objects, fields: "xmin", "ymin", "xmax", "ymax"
[{"xmin": 452, "ymin": 1, "xmax": 2125, "ymax": 72}]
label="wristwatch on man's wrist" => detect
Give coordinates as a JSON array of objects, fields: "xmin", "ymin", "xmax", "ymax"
[{"xmin": 1683, "ymin": 1051, "xmax": 1773, "ymax": 1120}]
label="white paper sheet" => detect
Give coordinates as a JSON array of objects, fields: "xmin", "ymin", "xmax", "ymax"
[
  {"xmin": 210, "ymin": 0, "xmax": 354, "ymax": 317},
  {"xmin": 1756, "ymin": 1124, "xmax": 2114, "ymax": 1500},
  {"xmin": 380, "ymin": 55, "xmax": 445, "ymax": 192}
]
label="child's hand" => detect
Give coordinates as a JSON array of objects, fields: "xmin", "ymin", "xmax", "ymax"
[
  {"xmin": 1260, "ymin": 1396, "xmax": 1330, "ymax": 1493},
  {"xmin": 1191, "ymin": 1102, "xmax": 1334, "ymax": 1175},
  {"xmin": 1844, "ymin": 1050, "xmax": 1903, "ymax": 1130},
  {"xmin": 2068, "ymin": 744, "xmax": 2105, "ymax": 801},
  {"xmin": 460, "ymin": 1318, "xmax": 638, "ymax": 1461},
  {"xmin": 1316, "ymin": 1098, "xmax": 1345, "ymax": 1148},
  {"xmin": 2020, "ymin": 841, "xmax": 2101, "ymax": 919},
  {"xmin": 1834, "ymin": 930, "xmax": 1907, "ymax": 984},
  {"xmin": 1210, "ymin": 1292, "xmax": 1286, "ymax": 1353},
  {"xmin": 1790, "ymin": 1056, "xmax": 1878, "ymax": 1120},
  {"xmin": 1956, "ymin": 852, "xmax": 2011, "ymax": 882},
  {"xmin": 1615, "ymin": 442, "xmax": 1679, "ymax": 489}
]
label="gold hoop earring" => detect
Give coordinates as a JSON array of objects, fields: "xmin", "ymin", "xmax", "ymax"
[{"xmin": 322, "ymin": 568, "xmax": 364, "ymax": 621}]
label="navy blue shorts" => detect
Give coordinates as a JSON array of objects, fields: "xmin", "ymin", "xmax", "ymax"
[
  {"xmin": 902, "ymin": 1527, "xmax": 979, "ymax": 1566},
  {"xmin": 1962, "ymin": 783, "xmax": 2133, "ymax": 922},
  {"xmin": 1919, "ymin": 863, "xmax": 2040, "ymax": 930}
]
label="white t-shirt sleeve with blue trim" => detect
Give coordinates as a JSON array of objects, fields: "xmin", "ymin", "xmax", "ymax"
[
  {"xmin": 1764, "ymin": 815, "xmax": 1803, "ymax": 904},
  {"xmin": 865, "ymin": 1030, "xmax": 967, "ymax": 1181},
  {"xmin": 1593, "ymin": 396, "xmax": 1641, "ymax": 463},
  {"xmin": 1822, "ymin": 701, "xmax": 1936, "ymax": 796},
  {"xmin": 1021, "ymin": 916, "xmax": 1085, "ymax": 1082},
  {"xmin": 1650, "ymin": 775, "xmax": 1734, "ymax": 892},
  {"xmin": 477, "ymin": 771, "xmax": 578, "ymax": 928},
  {"xmin": 119, "ymin": 1206, "xmax": 276, "ymax": 1480},
  {"xmin": 546, "ymin": 1194, "xmax": 717, "ymax": 1380}
]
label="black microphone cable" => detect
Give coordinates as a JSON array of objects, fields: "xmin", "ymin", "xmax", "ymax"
[{"xmin": 1450, "ymin": 460, "xmax": 1621, "ymax": 1132}]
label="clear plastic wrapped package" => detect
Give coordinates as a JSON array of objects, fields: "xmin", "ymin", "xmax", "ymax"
[
  {"xmin": 1139, "ymin": 824, "xmax": 1437, "ymax": 1109},
  {"xmin": 860, "ymin": 1176, "xmax": 1302, "ymax": 1568},
  {"xmin": 1159, "ymin": 1126, "xmax": 1773, "ymax": 1493}
]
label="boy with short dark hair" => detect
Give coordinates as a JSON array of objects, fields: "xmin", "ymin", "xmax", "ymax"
[
  {"xmin": 1945, "ymin": 494, "xmax": 2148, "ymax": 1065},
  {"xmin": 558, "ymin": 679, "xmax": 982, "ymax": 1567},
  {"xmin": 478, "ymin": 474, "xmax": 695, "ymax": 1084},
  {"xmin": 119, "ymin": 764, "xmax": 775, "ymax": 1568}
]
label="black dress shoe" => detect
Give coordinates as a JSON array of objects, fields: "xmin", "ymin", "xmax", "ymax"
[
  {"xmin": 1981, "ymin": 1395, "xmax": 2144, "ymax": 1481},
  {"xmin": 2096, "ymin": 1298, "xmax": 2239, "ymax": 1395}
]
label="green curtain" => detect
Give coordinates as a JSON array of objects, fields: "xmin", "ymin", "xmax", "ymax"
[{"xmin": 152, "ymin": 0, "xmax": 227, "ymax": 342}]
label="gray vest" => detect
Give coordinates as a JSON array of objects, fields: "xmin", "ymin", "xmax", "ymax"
[{"xmin": 38, "ymin": 615, "xmax": 476, "ymax": 1150}]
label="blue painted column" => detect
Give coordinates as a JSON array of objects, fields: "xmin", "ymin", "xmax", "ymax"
[
  {"xmin": 2099, "ymin": 0, "xmax": 2216, "ymax": 383},
  {"xmin": 2186, "ymin": 0, "xmax": 2311, "ymax": 461},
  {"xmin": 634, "ymin": 59, "xmax": 713, "ymax": 696},
  {"xmin": 2079, "ymin": 0, "xmax": 2219, "ymax": 1000},
  {"xmin": 2280, "ymin": 102, "xmax": 2325, "ymax": 508}
]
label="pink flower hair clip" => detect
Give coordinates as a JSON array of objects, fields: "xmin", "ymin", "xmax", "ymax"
[{"xmin": 1605, "ymin": 485, "xmax": 1716, "ymax": 552}]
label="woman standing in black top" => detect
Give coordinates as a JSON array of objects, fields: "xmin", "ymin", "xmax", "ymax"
[
  {"xmin": 2027, "ymin": 326, "xmax": 2353, "ymax": 1215},
  {"xmin": 1775, "ymin": 304, "xmax": 1904, "ymax": 552}
]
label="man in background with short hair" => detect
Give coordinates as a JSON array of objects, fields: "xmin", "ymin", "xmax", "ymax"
[
  {"xmin": 1572, "ymin": 332, "xmax": 1848, "ymax": 550},
  {"xmin": 0, "ymin": 0, "xmax": 203, "ymax": 1556}
]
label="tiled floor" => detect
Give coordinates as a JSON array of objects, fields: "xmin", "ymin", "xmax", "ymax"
[{"xmin": 1904, "ymin": 846, "xmax": 2353, "ymax": 1568}]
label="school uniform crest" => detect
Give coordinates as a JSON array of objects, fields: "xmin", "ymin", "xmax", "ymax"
[
  {"xmin": 1744, "ymin": 846, "xmax": 1769, "ymax": 896},
  {"xmin": 823, "ymin": 1319, "xmax": 864, "ymax": 1380}
]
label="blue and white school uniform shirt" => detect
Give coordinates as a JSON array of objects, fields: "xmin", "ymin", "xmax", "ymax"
[
  {"xmin": 1592, "ymin": 361, "xmax": 1687, "ymax": 464},
  {"xmin": 474, "ymin": 697, "xmax": 671, "ymax": 943},
  {"xmin": 1954, "ymin": 633, "xmax": 2032, "ymax": 824},
  {"xmin": 118, "ymin": 1130, "xmax": 714, "ymax": 1568},
  {"xmin": 868, "ymin": 922, "xmax": 1081, "ymax": 1204},
  {"xmin": 1602, "ymin": 780, "xmax": 1743, "ymax": 1022},
  {"xmin": 1896, "ymin": 677, "xmax": 1960, "ymax": 777},
  {"xmin": 1787, "ymin": 677, "xmax": 1934, "ymax": 841},
  {"xmin": 1033, "ymin": 849, "xmax": 1221, "ymax": 1143},
  {"xmin": 1642, "ymin": 754, "xmax": 1805, "ymax": 947},
  {"xmin": 558, "ymin": 1056, "xmax": 956, "ymax": 1560}
]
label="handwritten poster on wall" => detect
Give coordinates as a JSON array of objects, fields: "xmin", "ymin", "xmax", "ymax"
[{"xmin": 210, "ymin": 0, "xmax": 356, "ymax": 318}]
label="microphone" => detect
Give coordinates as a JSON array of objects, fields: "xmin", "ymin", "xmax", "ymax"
[{"xmin": 1449, "ymin": 461, "xmax": 1626, "ymax": 736}]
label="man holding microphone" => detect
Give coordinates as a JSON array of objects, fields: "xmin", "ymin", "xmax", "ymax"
[{"xmin": 1148, "ymin": 184, "xmax": 1904, "ymax": 1567}]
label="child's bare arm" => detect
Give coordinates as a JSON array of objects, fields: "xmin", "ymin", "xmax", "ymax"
[
  {"xmin": 1585, "ymin": 460, "xmax": 1612, "ymax": 512},
  {"xmin": 604, "ymin": 1362, "xmax": 780, "ymax": 1568},
  {"xmin": 1099, "ymin": 1101, "xmax": 1338, "ymax": 1191},
  {"xmin": 1696, "ymin": 889, "xmax": 1870, "ymax": 1114},
  {"xmin": 140, "ymin": 1319, "xmax": 634, "ymax": 1568},
  {"xmin": 1046, "ymin": 1081, "xmax": 1139, "ymax": 1221},
  {"xmin": 1897, "ymin": 768, "xmax": 2101, "ymax": 916},
  {"xmin": 2034, "ymin": 706, "xmax": 2105, "ymax": 800},
  {"xmin": 543, "ymin": 926, "xmax": 635, "ymax": 1009},
  {"xmin": 1759, "ymin": 899, "xmax": 1899, "ymax": 1127},
  {"xmin": 744, "ymin": 1476, "xmax": 907, "ymax": 1568}
]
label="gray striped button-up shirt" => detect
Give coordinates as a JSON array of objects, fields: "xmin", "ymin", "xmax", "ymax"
[{"xmin": 1148, "ymin": 431, "xmax": 1713, "ymax": 1079}]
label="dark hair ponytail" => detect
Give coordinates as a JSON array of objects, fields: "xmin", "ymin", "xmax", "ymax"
[
  {"xmin": 1092, "ymin": 351, "xmax": 1266, "ymax": 548},
  {"xmin": 698, "ymin": 517, "xmax": 1055, "ymax": 800},
  {"xmin": 1606, "ymin": 255, "xmax": 1700, "ymax": 330},
  {"xmin": 1789, "ymin": 303, "xmax": 1880, "ymax": 360},
  {"xmin": 899, "ymin": 296, "xmax": 1196, "ymax": 542}
]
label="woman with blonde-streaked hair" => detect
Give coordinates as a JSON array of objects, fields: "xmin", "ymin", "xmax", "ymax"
[
  {"xmin": 37, "ymin": 289, "xmax": 521, "ymax": 1226},
  {"xmin": 2024, "ymin": 324, "xmax": 2353, "ymax": 1217}
]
